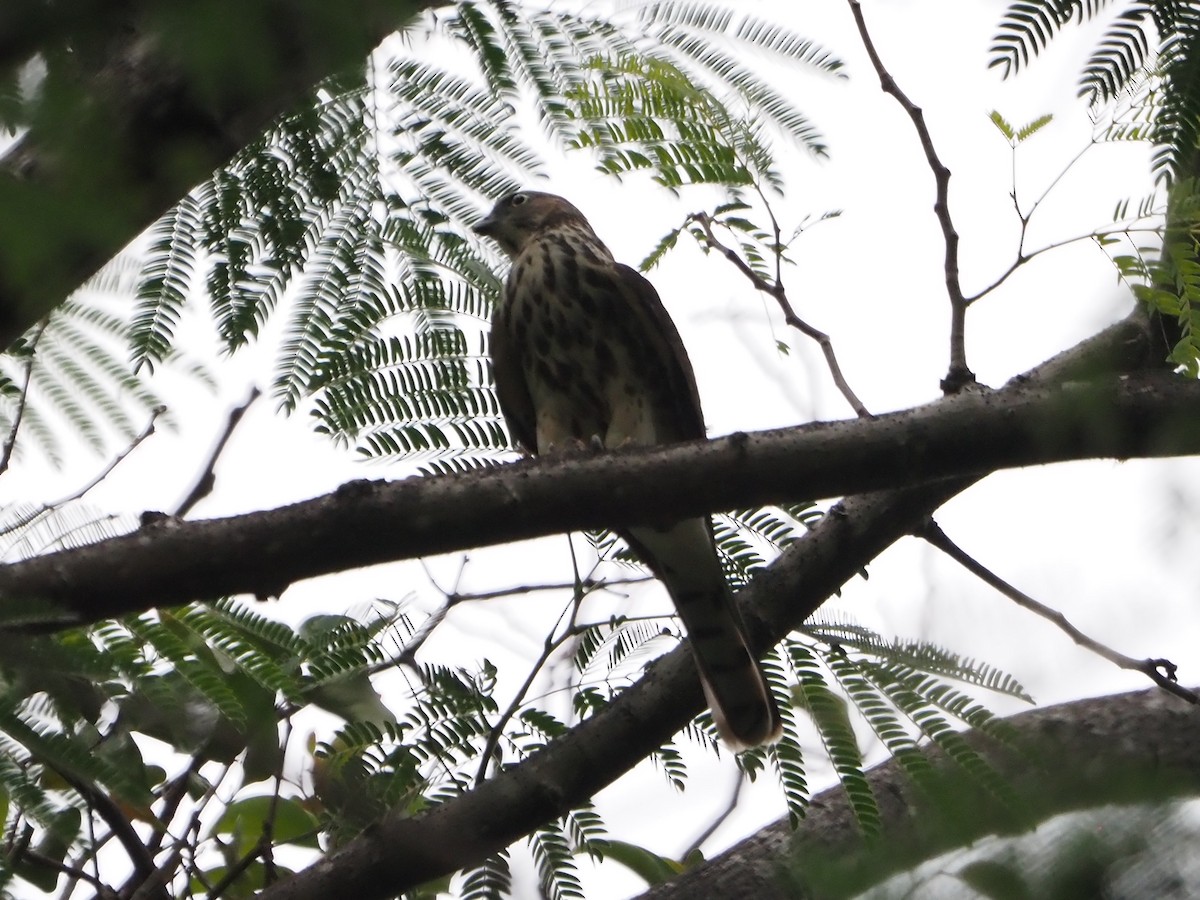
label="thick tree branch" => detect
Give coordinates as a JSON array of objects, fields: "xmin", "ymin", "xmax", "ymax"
[
  {"xmin": 0, "ymin": 329, "xmax": 1189, "ymax": 628},
  {"xmin": 259, "ymin": 482, "xmax": 973, "ymax": 900},
  {"xmin": 0, "ymin": 1, "xmax": 437, "ymax": 350},
  {"xmin": 254, "ymin": 309, "xmax": 1162, "ymax": 900},
  {"xmin": 639, "ymin": 686, "xmax": 1200, "ymax": 900}
]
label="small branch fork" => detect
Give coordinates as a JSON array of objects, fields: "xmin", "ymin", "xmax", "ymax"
[
  {"xmin": 847, "ymin": 0, "xmax": 974, "ymax": 393},
  {"xmin": 918, "ymin": 520, "xmax": 1197, "ymax": 705},
  {"xmin": 174, "ymin": 387, "xmax": 262, "ymax": 518},
  {"xmin": 688, "ymin": 211, "xmax": 870, "ymax": 418}
]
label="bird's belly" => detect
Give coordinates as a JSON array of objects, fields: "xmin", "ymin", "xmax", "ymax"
[{"xmin": 523, "ymin": 302, "xmax": 658, "ymax": 451}]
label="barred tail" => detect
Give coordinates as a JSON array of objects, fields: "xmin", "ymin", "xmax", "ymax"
[{"xmin": 625, "ymin": 519, "xmax": 783, "ymax": 749}]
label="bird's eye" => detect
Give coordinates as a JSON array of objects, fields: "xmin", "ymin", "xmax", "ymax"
[{"xmin": 509, "ymin": 193, "xmax": 528, "ymax": 207}]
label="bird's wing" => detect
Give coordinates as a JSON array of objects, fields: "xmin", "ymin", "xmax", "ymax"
[
  {"xmin": 489, "ymin": 310, "xmax": 538, "ymax": 454},
  {"xmin": 614, "ymin": 263, "xmax": 707, "ymax": 442}
]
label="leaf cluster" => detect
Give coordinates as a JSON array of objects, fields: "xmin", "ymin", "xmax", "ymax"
[
  {"xmin": 0, "ymin": 593, "xmax": 421, "ymax": 896},
  {"xmin": 118, "ymin": 1, "xmax": 840, "ymax": 467},
  {"xmin": 1109, "ymin": 178, "xmax": 1200, "ymax": 372},
  {"xmin": 991, "ymin": 1, "xmax": 1200, "ymax": 180},
  {"xmin": 0, "ymin": 264, "xmax": 210, "ymax": 467}
]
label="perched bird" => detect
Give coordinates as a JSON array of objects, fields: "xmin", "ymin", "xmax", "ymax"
[{"xmin": 474, "ymin": 190, "xmax": 782, "ymax": 748}]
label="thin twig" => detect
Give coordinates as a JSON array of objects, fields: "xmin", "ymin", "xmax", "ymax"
[
  {"xmin": 448, "ymin": 575, "xmax": 652, "ymax": 605},
  {"xmin": 847, "ymin": 0, "xmax": 973, "ymax": 392},
  {"xmin": 919, "ymin": 520, "xmax": 1197, "ymax": 704},
  {"xmin": 401, "ymin": 563, "xmax": 650, "ymax": 674},
  {"xmin": 683, "ymin": 769, "xmax": 744, "ymax": 857},
  {"xmin": 966, "ymin": 225, "xmax": 1163, "ymax": 305},
  {"xmin": 53, "ymin": 407, "xmax": 166, "ymax": 503},
  {"xmin": 0, "ymin": 320, "xmax": 47, "ymax": 477},
  {"xmin": 965, "ymin": 135, "xmax": 1115, "ymax": 306},
  {"xmin": 60, "ymin": 772, "xmax": 165, "ymax": 900},
  {"xmin": 1026, "ymin": 140, "xmax": 1096, "ymax": 221},
  {"xmin": 689, "ymin": 212, "xmax": 870, "ymax": 418},
  {"xmin": 17, "ymin": 846, "xmax": 117, "ymax": 898},
  {"xmin": 145, "ymin": 758, "xmax": 201, "ymax": 857},
  {"xmin": 474, "ymin": 587, "xmax": 588, "ymax": 787},
  {"xmin": 0, "ymin": 405, "xmax": 165, "ymax": 541},
  {"xmin": 473, "ymin": 628, "xmax": 576, "ymax": 787},
  {"xmin": 174, "ymin": 386, "xmax": 262, "ymax": 517}
]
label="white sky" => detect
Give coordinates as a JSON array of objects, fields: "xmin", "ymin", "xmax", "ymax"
[{"xmin": 4, "ymin": 2, "xmax": 1199, "ymax": 897}]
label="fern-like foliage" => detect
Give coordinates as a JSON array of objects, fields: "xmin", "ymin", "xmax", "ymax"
[
  {"xmin": 0, "ymin": 262, "xmax": 211, "ymax": 467},
  {"xmin": 1107, "ymin": 176, "xmax": 1200, "ymax": 372},
  {"xmin": 763, "ymin": 623, "xmax": 1034, "ymax": 834},
  {"xmin": 992, "ymin": 1, "xmax": 1200, "ymax": 181},
  {"xmin": 531, "ymin": 819, "xmax": 585, "ymax": 900},
  {"xmin": 0, "ymin": 594, "xmax": 418, "ymax": 894},
  {"xmin": 126, "ymin": 1, "xmax": 841, "ymax": 467},
  {"xmin": 461, "ymin": 850, "xmax": 513, "ymax": 899},
  {"xmin": 990, "ymin": 2, "xmax": 1116, "ymax": 79}
]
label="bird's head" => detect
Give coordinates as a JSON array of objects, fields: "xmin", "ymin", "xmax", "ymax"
[{"xmin": 473, "ymin": 191, "xmax": 593, "ymax": 258}]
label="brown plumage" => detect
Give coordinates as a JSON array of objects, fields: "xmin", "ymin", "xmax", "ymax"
[{"xmin": 474, "ymin": 190, "xmax": 782, "ymax": 748}]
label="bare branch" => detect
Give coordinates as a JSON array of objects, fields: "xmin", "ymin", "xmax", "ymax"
[
  {"xmin": 0, "ymin": 348, "xmax": 1190, "ymax": 629},
  {"xmin": 689, "ymin": 212, "xmax": 869, "ymax": 418},
  {"xmin": 174, "ymin": 387, "xmax": 261, "ymax": 518},
  {"xmin": 846, "ymin": 0, "xmax": 973, "ymax": 391},
  {"xmin": 919, "ymin": 520, "xmax": 1197, "ymax": 704}
]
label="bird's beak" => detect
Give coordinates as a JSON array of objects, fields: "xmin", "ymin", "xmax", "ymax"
[{"xmin": 473, "ymin": 213, "xmax": 498, "ymax": 237}]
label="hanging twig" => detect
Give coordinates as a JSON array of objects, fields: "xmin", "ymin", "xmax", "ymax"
[{"xmin": 918, "ymin": 519, "xmax": 1197, "ymax": 704}]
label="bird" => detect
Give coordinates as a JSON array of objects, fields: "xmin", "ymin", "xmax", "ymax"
[{"xmin": 473, "ymin": 190, "xmax": 782, "ymax": 749}]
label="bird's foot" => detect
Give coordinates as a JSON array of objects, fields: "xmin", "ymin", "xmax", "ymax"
[{"xmin": 544, "ymin": 436, "xmax": 604, "ymax": 456}]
